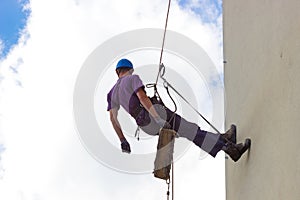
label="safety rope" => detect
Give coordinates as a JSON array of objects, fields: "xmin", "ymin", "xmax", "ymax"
[
  {"xmin": 171, "ymin": 161, "xmax": 174, "ymax": 200},
  {"xmin": 154, "ymin": 1, "xmax": 174, "ymax": 200},
  {"xmin": 166, "ymin": 161, "xmax": 174, "ymax": 200},
  {"xmin": 167, "ymin": 179, "xmax": 170, "ymax": 200},
  {"xmin": 159, "ymin": 64, "xmax": 222, "ymax": 134},
  {"xmin": 155, "ymin": 0, "xmax": 172, "ymax": 85},
  {"xmin": 158, "ymin": 2, "xmax": 174, "ymax": 199},
  {"xmin": 159, "ymin": 0, "xmax": 173, "ymax": 200}
]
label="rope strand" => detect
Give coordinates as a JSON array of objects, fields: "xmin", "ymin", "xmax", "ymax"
[
  {"xmin": 159, "ymin": 64, "xmax": 222, "ymax": 134},
  {"xmin": 172, "ymin": 162, "xmax": 174, "ymax": 200},
  {"xmin": 155, "ymin": 0, "xmax": 172, "ymax": 85}
]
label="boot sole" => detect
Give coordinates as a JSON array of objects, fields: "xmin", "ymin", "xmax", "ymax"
[
  {"xmin": 240, "ymin": 138, "xmax": 251, "ymax": 154},
  {"xmin": 232, "ymin": 138, "xmax": 251, "ymax": 162}
]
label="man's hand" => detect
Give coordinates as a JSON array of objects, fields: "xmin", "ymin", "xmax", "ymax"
[
  {"xmin": 121, "ymin": 138, "xmax": 131, "ymax": 153},
  {"xmin": 155, "ymin": 117, "xmax": 172, "ymax": 129}
]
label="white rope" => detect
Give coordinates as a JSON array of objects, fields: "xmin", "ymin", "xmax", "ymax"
[{"xmin": 155, "ymin": 0, "xmax": 172, "ymax": 85}]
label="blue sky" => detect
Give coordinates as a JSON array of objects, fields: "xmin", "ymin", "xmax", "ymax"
[
  {"xmin": 178, "ymin": 0, "xmax": 222, "ymax": 23},
  {"xmin": 0, "ymin": 0, "xmax": 31, "ymax": 59}
]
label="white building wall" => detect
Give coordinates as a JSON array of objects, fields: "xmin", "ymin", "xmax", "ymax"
[{"xmin": 223, "ymin": 0, "xmax": 300, "ymax": 199}]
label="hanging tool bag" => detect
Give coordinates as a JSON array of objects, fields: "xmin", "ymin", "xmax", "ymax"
[{"xmin": 153, "ymin": 128, "xmax": 176, "ymax": 180}]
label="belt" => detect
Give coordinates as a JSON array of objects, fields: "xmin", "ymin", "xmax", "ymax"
[
  {"xmin": 130, "ymin": 104, "xmax": 144, "ymax": 119},
  {"xmin": 131, "ymin": 96, "xmax": 165, "ymax": 119}
]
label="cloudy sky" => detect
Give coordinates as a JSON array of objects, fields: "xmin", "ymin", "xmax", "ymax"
[{"xmin": 0, "ymin": 0, "xmax": 225, "ymax": 199}]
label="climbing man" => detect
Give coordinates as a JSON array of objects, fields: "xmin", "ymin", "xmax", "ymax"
[{"xmin": 107, "ymin": 58, "xmax": 251, "ymax": 162}]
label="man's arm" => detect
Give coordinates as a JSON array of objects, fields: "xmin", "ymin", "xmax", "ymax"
[
  {"xmin": 109, "ymin": 108, "xmax": 125, "ymax": 140},
  {"xmin": 136, "ymin": 88, "xmax": 160, "ymax": 119},
  {"xmin": 136, "ymin": 88, "xmax": 171, "ymax": 129},
  {"xmin": 109, "ymin": 108, "xmax": 131, "ymax": 153}
]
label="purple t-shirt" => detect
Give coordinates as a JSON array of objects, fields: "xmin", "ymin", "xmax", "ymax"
[{"xmin": 107, "ymin": 74, "xmax": 145, "ymax": 114}]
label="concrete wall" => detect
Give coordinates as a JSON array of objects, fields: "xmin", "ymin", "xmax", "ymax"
[{"xmin": 223, "ymin": 0, "xmax": 300, "ymax": 199}]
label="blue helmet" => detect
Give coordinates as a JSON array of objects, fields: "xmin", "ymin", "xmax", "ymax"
[{"xmin": 116, "ymin": 59, "xmax": 133, "ymax": 69}]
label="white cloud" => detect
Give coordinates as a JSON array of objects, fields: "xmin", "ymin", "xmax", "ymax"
[
  {"xmin": 0, "ymin": 0, "xmax": 225, "ymax": 199},
  {"xmin": 0, "ymin": 144, "xmax": 4, "ymax": 179}
]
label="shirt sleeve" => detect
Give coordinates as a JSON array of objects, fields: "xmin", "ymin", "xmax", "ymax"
[
  {"xmin": 107, "ymin": 87, "xmax": 120, "ymax": 111},
  {"xmin": 131, "ymin": 75, "xmax": 145, "ymax": 93},
  {"xmin": 107, "ymin": 89, "xmax": 113, "ymax": 111}
]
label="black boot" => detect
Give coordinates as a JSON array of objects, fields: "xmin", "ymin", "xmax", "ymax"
[
  {"xmin": 222, "ymin": 124, "xmax": 237, "ymax": 143},
  {"xmin": 224, "ymin": 139, "xmax": 251, "ymax": 162}
]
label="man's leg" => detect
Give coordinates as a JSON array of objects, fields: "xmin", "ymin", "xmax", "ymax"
[
  {"xmin": 138, "ymin": 104, "xmax": 250, "ymax": 161},
  {"xmin": 165, "ymin": 109, "xmax": 225, "ymax": 157},
  {"xmin": 165, "ymin": 109, "xmax": 251, "ymax": 160}
]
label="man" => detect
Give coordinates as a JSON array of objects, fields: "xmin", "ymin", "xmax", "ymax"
[{"xmin": 107, "ymin": 58, "xmax": 251, "ymax": 162}]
